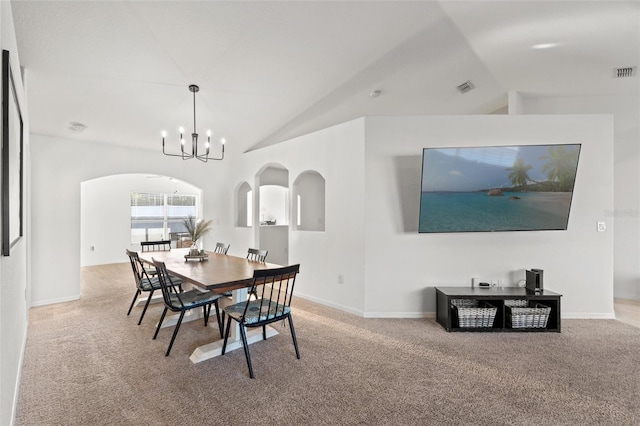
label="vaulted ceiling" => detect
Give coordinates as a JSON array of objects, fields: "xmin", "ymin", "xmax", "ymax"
[{"xmin": 12, "ymin": 1, "xmax": 639, "ymax": 157}]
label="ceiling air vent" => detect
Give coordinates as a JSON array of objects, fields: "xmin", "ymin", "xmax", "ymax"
[
  {"xmin": 456, "ymin": 80, "xmax": 475, "ymax": 94},
  {"xmin": 616, "ymin": 67, "xmax": 634, "ymax": 78}
]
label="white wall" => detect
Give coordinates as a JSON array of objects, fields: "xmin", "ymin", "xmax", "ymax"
[
  {"xmin": 363, "ymin": 115, "xmax": 614, "ymax": 318},
  {"xmin": 520, "ymin": 95, "xmax": 640, "ymax": 301},
  {"xmin": 232, "ymin": 118, "xmax": 367, "ymax": 315},
  {"xmin": 0, "ymin": 1, "xmax": 30, "ymax": 424},
  {"xmin": 31, "ymin": 112, "xmax": 617, "ymax": 320},
  {"xmin": 0, "ymin": 1, "xmax": 29, "ymax": 424},
  {"xmin": 30, "ymin": 135, "xmax": 231, "ymax": 306},
  {"xmin": 80, "ymin": 174, "xmax": 201, "ymax": 266}
]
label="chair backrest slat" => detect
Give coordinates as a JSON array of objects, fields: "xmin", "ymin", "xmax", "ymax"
[
  {"xmin": 246, "ymin": 248, "xmax": 268, "ymax": 262},
  {"xmin": 126, "ymin": 249, "xmax": 150, "ymax": 288},
  {"xmin": 214, "ymin": 242, "xmax": 230, "ymax": 254},
  {"xmin": 242, "ymin": 264, "xmax": 300, "ymax": 322},
  {"xmin": 152, "ymin": 258, "xmax": 184, "ymax": 309}
]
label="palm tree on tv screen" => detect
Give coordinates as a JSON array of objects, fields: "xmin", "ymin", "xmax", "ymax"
[
  {"xmin": 506, "ymin": 158, "xmax": 533, "ymax": 188},
  {"xmin": 540, "ymin": 145, "xmax": 579, "ymax": 191}
]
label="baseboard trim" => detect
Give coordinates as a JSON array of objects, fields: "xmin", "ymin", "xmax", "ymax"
[
  {"xmin": 363, "ymin": 312, "xmax": 435, "ymax": 319},
  {"xmin": 561, "ymin": 313, "xmax": 616, "ymax": 319},
  {"xmin": 30, "ymin": 294, "xmax": 80, "ymax": 307},
  {"xmin": 295, "ymin": 293, "xmax": 436, "ymax": 318},
  {"xmin": 295, "ymin": 293, "xmax": 364, "ymax": 317},
  {"xmin": 295, "ymin": 294, "xmax": 616, "ymax": 320},
  {"xmin": 10, "ymin": 321, "xmax": 28, "ymax": 426}
]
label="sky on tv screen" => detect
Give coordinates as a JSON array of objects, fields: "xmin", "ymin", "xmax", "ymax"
[{"xmin": 421, "ymin": 144, "xmax": 580, "ymax": 192}]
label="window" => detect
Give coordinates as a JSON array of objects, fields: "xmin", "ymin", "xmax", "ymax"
[{"xmin": 131, "ymin": 192, "xmax": 197, "ymax": 243}]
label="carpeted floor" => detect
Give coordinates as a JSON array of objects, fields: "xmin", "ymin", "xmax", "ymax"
[{"xmin": 15, "ymin": 263, "xmax": 640, "ymax": 425}]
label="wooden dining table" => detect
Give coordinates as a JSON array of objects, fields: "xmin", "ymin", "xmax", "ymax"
[{"xmin": 138, "ymin": 248, "xmax": 282, "ymax": 363}]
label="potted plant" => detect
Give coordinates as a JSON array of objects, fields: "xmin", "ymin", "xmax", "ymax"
[{"xmin": 183, "ymin": 215, "xmax": 213, "ymax": 255}]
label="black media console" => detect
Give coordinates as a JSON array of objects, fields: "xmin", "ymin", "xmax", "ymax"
[{"xmin": 435, "ymin": 287, "xmax": 561, "ymax": 332}]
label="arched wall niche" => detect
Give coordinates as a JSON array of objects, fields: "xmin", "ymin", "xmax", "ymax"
[
  {"xmin": 292, "ymin": 170, "xmax": 325, "ymax": 231},
  {"xmin": 235, "ymin": 181, "xmax": 253, "ymax": 227},
  {"xmin": 256, "ymin": 163, "xmax": 289, "ymax": 226}
]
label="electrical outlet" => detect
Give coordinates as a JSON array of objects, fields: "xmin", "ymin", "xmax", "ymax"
[
  {"xmin": 597, "ymin": 221, "xmax": 606, "ymax": 232},
  {"xmin": 491, "ymin": 279, "xmax": 497, "ymax": 287},
  {"xmin": 337, "ymin": 274, "xmax": 344, "ymax": 284}
]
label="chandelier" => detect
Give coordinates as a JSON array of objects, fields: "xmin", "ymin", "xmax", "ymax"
[{"xmin": 162, "ymin": 84, "xmax": 225, "ymax": 162}]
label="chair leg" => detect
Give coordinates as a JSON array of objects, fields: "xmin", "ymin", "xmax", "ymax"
[
  {"xmin": 203, "ymin": 305, "xmax": 210, "ymax": 326},
  {"xmin": 239, "ymin": 324, "xmax": 254, "ymax": 379},
  {"xmin": 153, "ymin": 307, "xmax": 168, "ymax": 340},
  {"xmin": 213, "ymin": 301, "xmax": 223, "ymax": 338},
  {"xmin": 262, "ymin": 324, "xmax": 267, "ymax": 340},
  {"xmin": 288, "ymin": 315, "xmax": 301, "ymax": 359},
  {"xmin": 138, "ymin": 290, "xmax": 154, "ymax": 325},
  {"xmin": 166, "ymin": 310, "xmax": 186, "ymax": 356},
  {"xmin": 127, "ymin": 289, "xmax": 141, "ymax": 316},
  {"xmin": 221, "ymin": 316, "xmax": 233, "ymax": 355}
]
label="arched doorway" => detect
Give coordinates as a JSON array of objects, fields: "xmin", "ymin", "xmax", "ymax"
[
  {"xmin": 80, "ymin": 173, "xmax": 202, "ymax": 266},
  {"xmin": 255, "ymin": 164, "xmax": 289, "ymax": 266}
]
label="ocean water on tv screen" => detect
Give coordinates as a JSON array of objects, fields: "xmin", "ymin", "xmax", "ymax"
[{"xmin": 419, "ymin": 191, "xmax": 572, "ymax": 233}]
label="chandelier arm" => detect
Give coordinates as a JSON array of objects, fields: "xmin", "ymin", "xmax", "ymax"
[
  {"xmin": 196, "ymin": 144, "xmax": 224, "ymax": 162},
  {"xmin": 162, "ymin": 144, "xmax": 194, "ymax": 159},
  {"xmin": 163, "ymin": 136, "xmax": 193, "ymax": 159}
]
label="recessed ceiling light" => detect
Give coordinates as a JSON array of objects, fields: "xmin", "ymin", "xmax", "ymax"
[{"xmin": 531, "ymin": 42, "xmax": 559, "ymax": 50}]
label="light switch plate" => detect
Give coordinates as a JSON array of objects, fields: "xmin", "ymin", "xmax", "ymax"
[{"xmin": 597, "ymin": 221, "xmax": 606, "ymax": 232}]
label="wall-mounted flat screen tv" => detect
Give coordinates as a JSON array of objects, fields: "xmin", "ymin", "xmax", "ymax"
[{"xmin": 419, "ymin": 144, "xmax": 581, "ymax": 233}]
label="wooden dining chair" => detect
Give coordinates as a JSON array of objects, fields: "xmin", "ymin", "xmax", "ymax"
[
  {"xmin": 245, "ymin": 248, "xmax": 268, "ymax": 299},
  {"xmin": 152, "ymin": 259, "xmax": 224, "ymax": 356},
  {"xmin": 222, "ymin": 264, "xmax": 301, "ymax": 378},
  {"xmin": 214, "ymin": 242, "xmax": 230, "ymax": 255},
  {"xmin": 246, "ymin": 248, "xmax": 268, "ymax": 262},
  {"xmin": 125, "ymin": 249, "xmax": 182, "ymax": 325}
]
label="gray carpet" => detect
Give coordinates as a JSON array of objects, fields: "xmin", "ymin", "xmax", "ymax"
[{"xmin": 15, "ymin": 263, "xmax": 640, "ymax": 425}]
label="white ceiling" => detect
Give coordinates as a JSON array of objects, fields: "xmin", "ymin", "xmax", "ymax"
[{"xmin": 12, "ymin": 0, "xmax": 639, "ymax": 157}]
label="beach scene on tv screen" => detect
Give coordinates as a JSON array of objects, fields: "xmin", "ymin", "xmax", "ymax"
[{"xmin": 419, "ymin": 144, "xmax": 581, "ymax": 233}]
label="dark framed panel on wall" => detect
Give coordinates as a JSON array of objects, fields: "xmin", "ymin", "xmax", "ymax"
[{"xmin": 2, "ymin": 49, "xmax": 24, "ymax": 256}]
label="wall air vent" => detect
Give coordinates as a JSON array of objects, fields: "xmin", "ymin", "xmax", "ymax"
[
  {"xmin": 456, "ymin": 80, "xmax": 475, "ymax": 94},
  {"xmin": 616, "ymin": 67, "xmax": 634, "ymax": 78}
]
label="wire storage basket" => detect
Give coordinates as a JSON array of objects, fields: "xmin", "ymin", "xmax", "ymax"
[
  {"xmin": 504, "ymin": 299, "xmax": 528, "ymax": 307},
  {"xmin": 506, "ymin": 302, "xmax": 551, "ymax": 329},
  {"xmin": 451, "ymin": 299, "xmax": 479, "ymax": 308},
  {"xmin": 453, "ymin": 300, "xmax": 497, "ymax": 328}
]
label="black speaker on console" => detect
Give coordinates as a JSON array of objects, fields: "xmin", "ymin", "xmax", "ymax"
[{"xmin": 526, "ymin": 269, "xmax": 544, "ymax": 293}]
